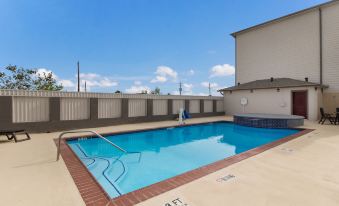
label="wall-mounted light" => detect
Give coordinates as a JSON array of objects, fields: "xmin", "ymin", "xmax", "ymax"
[{"xmin": 277, "ymin": 88, "xmax": 280, "ymax": 92}]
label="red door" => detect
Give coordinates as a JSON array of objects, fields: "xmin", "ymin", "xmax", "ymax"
[{"xmin": 292, "ymin": 91, "xmax": 308, "ymax": 118}]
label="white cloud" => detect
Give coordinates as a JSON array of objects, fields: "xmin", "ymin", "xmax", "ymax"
[
  {"xmin": 36, "ymin": 68, "xmax": 78, "ymax": 90},
  {"xmin": 125, "ymin": 85, "xmax": 151, "ymax": 94},
  {"xmin": 134, "ymin": 81, "xmax": 142, "ymax": 85},
  {"xmin": 183, "ymin": 83, "xmax": 193, "ymax": 92},
  {"xmin": 32, "ymin": 69, "xmax": 120, "ymax": 91},
  {"xmin": 171, "ymin": 91, "xmax": 180, "ymax": 95},
  {"xmin": 209, "ymin": 64, "xmax": 235, "ymax": 78},
  {"xmin": 171, "ymin": 83, "xmax": 193, "ymax": 95},
  {"xmin": 188, "ymin": 69, "xmax": 195, "ymax": 75},
  {"xmin": 99, "ymin": 78, "xmax": 118, "ymax": 87},
  {"xmin": 201, "ymin": 82, "xmax": 218, "ymax": 88},
  {"xmin": 78, "ymin": 73, "xmax": 118, "ymax": 90},
  {"xmin": 150, "ymin": 76, "xmax": 167, "ymax": 83},
  {"xmin": 197, "ymin": 92, "xmax": 209, "ymax": 96},
  {"xmin": 58, "ymin": 79, "xmax": 75, "ymax": 88},
  {"xmin": 151, "ymin": 66, "xmax": 177, "ymax": 83},
  {"xmin": 36, "ymin": 68, "xmax": 58, "ymax": 79},
  {"xmin": 79, "ymin": 73, "xmax": 100, "ymax": 80},
  {"xmin": 126, "ymin": 79, "xmax": 152, "ymax": 94}
]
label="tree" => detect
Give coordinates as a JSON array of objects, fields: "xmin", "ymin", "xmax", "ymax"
[
  {"xmin": 0, "ymin": 65, "xmax": 36, "ymax": 90},
  {"xmin": 34, "ymin": 71, "xmax": 63, "ymax": 91},
  {"xmin": 0, "ymin": 65, "xmax": 63, "ymax": 91},
  {"xmin": 114, "ymin": 90, "xmax": 122, "ymax": 94},
  {"xmin": 151, "ymin": 87, "xmax": 161, "ymax": 95}
]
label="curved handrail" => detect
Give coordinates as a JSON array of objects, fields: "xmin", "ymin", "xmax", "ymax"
[{"xmin": 56, "ymin": 130, "xmax": 127, "ymax": 161}]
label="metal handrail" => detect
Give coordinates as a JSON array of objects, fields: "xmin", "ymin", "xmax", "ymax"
[{"xmin": 56, "ymin": 130, "xmax": 127, "ymax": 161}]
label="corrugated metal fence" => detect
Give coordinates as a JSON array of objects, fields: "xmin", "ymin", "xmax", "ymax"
[{"xmin": 2, "ymin": 90, "xmax": 224, "ymax": 130}]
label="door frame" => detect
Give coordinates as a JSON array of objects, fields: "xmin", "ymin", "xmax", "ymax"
[{"xmin": 291, "ymin": 90, "xmax": 308, "ymax": 119}]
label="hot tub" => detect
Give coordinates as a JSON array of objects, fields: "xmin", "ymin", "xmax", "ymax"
[{"xmin": 234, "ymin": 113, "xmax": 304, "ymax": 128}]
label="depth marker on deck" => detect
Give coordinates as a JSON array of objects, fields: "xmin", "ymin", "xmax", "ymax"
[{"xmin": 216, "ymin": 174, "xmax": 235, "ymax": 182}]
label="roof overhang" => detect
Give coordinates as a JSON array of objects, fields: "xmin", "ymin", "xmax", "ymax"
[{"xmin": 218, "ymin": 84, "xmax": 328, "ymax": 92}]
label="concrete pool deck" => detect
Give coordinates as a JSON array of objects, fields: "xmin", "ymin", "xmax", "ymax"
[{"xmin": 1, "ymin": 116, "xmax": 339, "ymax": 206}]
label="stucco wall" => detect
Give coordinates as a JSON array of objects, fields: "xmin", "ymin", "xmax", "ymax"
[
  {"xmin": 223, "ymin": 87, "xmax": 320, "ymax": 121},
  {"xmin": 236, "ymin": 9, "xmax": 320, "ymax": 84}
]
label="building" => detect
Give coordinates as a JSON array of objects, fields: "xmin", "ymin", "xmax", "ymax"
[{"xmin": 220, "ymin": 0, "xmax": 339, "ymax": 121}]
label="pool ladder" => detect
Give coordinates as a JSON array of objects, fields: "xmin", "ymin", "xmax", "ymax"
[{"xmin": 56, "ymin": 130, "xmax": 127, "ymax": 161}]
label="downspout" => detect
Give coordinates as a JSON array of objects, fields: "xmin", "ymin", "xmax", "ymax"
[
  {"xmin": 319, "ymin": 7, "xmax": 324, "ymax": 121},
  {"xmin": 234, "ymin": 35, "xmax": 237, "ymax": 86},
  {"xmin": 319, "ymin": 7, "xmax": 323, "ymax": 86}
]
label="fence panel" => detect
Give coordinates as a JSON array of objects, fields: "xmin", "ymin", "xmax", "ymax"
[
  {"xmin": 60, "ymin": 98, "xmax": 89, "ymax": 120},
  {"xmin": 189, "ymin": 100, "xmax": 200, "ymax": 113},
  {"xmin": 153, "ymin": 99, "xmax": 168, "ymax": 116},
  {"xmin": 98, "ymin": 98, "xmax": 122, "ymax": 119},
  {"xmin": 204, "ymin": 100, "xmax": 213, "ymax": 113},
  {"xmin": 12, "ymin": 97, "xmax": 49, "ymax": 123},
  {"xmin": 172, "ymin": 100, "xmax": 185, "ymax": 114},
  {"xmin": 128, "ymin": 99, "xmax": 147, "ymax": 117}
]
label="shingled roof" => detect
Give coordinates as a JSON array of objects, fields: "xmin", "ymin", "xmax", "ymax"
[{"xmin": 219, "ymin": 78, "xmax": 327, "ymax": 92}]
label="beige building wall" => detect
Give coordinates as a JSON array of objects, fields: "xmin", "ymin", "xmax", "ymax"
[
  {"xmin": 223, "ymin": 87, "xmax": 320, "ymax": 121},
  {"xmin": 322, "ymin": 3, "xmax": 339, "ymax": 92},
  {"xmin": 236, "ymin": 9, "xmax": 320, "ymax": 84},
  {"xmin": 233, "ymin": 1, "xmax": 339, "ymax": 116},
  {"xmin": 322, "ymin": 93, "xmax": 339, "ymax": 113}
]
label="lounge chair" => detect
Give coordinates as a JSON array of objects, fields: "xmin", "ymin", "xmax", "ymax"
[
  {"xmin": 0, "ymin": 129, "xmax": 31, "ymax": 143},
  {"xmin": 319, "ymin": 108, "xmax": 335, "ymax": 125}
]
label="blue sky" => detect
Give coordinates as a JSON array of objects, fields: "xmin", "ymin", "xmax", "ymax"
[{"xmin": 0, "ymin": 0, "xmax": 329, "ymax": 95}]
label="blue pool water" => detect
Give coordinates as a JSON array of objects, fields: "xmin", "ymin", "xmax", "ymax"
[{"xmin": 67, "ymin": 122, "xmax": 299, "ymax": 198}]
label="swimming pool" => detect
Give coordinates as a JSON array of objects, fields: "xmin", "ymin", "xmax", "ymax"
[{"xmin": 67, "ymin": 122, "xmax": 299, "ymax": 198}]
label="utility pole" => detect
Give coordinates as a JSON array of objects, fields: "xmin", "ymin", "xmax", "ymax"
[
  {"xmin": 77, "ymin": 61, "xmax": 80, "ymax": 92},
  {"xmin": 84, "ymin": 81, "xmax": 87, "ymax": 92},
  {"xmin": 208, "ymin": 82, "xmax": 211, "ymax": 96},
  {"xmin": 179, "ymin": 82, "xmax": 182, "ymax": 96}
]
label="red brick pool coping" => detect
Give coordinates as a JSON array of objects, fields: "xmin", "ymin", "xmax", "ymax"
[{"xmin": 57, "ymin": 123, "xmax": 313, "ymax": 206}]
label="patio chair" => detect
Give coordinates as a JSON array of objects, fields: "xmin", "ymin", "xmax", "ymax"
[
  {"xmin": 336, "ymin": 108, "xmax": 339, "ymax": 125},
  {"xmin": 0, "ymin": 129, "xmax": 31, "ymax": 143},
  {"xmin": 319, "ymin": 108, "xmax": 335, "ymax": 125}
]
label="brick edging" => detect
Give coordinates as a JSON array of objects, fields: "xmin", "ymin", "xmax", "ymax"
[
  {"xmin": 57, "ymin": 123, "xmax": 313, "ymax": 206},
  {"xmin": 56, "ymin": 139, "xmax": 111, "ymax": 205}
]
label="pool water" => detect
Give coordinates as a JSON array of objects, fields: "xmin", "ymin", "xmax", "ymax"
[{"xmin": 67, "ymin": 122, "xmax": 299, "ymax": 198}]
